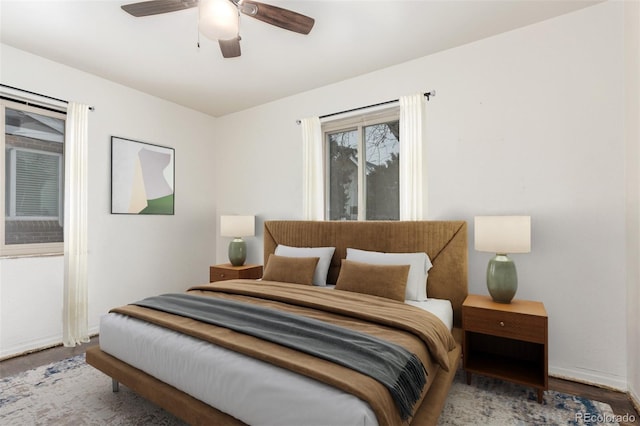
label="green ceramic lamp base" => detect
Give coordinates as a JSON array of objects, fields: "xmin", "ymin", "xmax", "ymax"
[
  {"xmin": 486, "ymin": 254, "xmax": 518, "ymax": 303},
  {"xmin": 228, "ymin": 238, "xmax": 247, "ymax": 266}
]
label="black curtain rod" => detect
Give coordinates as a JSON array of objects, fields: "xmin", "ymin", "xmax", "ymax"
[
  {"xmin": 0, "ymin": 83, "xmax": 95, "ymax": 111},
  {"xmin": 296, "ymin": 90, "xmax": 435, "ymax": 125}
]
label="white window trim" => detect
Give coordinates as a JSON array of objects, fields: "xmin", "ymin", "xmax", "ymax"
[
  {"xmin": 1, "ymin": 99, "xmax": 66, "ymax": 257},
  {"xmin": 322, "ymin": 107, "xmax": 400, "ymax": 221}
]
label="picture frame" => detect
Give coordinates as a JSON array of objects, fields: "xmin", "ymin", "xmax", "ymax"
[{"xmin": 111, "ymin": 136, "xmax": 175, "ymax": 215}]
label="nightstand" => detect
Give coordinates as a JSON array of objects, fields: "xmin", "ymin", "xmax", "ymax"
[
  {"xmin": 462, "ymin": 294, "xmax": 548, "ymax": 403},
  {"xmin": 209, "ymin": 263, "xmax": 263, "ymax": 282}
]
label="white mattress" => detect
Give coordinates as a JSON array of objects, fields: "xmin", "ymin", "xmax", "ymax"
[{"xmin": 99, "ymin": 296, "xmax": 453, "ymax": 426}]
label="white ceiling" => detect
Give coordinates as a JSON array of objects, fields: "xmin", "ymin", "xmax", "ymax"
[{"xmin": 1, "ymin": 0, "xmax": 599, "ymax": 117}]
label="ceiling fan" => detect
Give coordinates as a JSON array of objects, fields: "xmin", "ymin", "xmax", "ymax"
[{"xmin": 121, "ymin": 0, "xmax": 315, "ymax": 58}]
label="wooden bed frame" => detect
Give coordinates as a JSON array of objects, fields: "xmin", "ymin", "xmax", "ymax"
[{"xmin": 86, "ymin": 220, "xmax": 468, "ymax": 425}]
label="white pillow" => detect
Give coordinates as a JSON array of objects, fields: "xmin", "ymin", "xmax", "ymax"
[
  {"xmin": 345, "ymin": 248, "xmax": 432, "ymax": 301},
  {"xmin": 274, "ymin": 245, "xmax": 335, "ymax": 286}
]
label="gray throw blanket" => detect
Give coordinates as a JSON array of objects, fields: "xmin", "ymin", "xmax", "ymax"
[{"xmin": 133, "ymin": 293, "xmax": 427, "ymax": 420}]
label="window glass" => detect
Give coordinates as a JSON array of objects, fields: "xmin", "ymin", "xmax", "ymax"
[
  {"xmin": 324, "ymin": 109, "xmax": 399, "ymax": 221},
  {"xmin": 3, "ymin": 104, "xmax": 65, "ymax": 250},
  {"xmin": 327, "ymin": 129, "xmax": 358, "ymax": 220},
  {"xmin": 364, "ymin": 122, "xmax": 399, "ymax": 220}
]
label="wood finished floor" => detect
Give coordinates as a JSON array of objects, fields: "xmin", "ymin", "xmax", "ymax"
[{"xmin": 1, "ymin": 338, "xmax": 638, "ymax": 426}]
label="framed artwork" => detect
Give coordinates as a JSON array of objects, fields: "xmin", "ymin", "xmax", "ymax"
[{"xmin": 111, "ymin": 136, "xmax": 175, "ymax": 215}]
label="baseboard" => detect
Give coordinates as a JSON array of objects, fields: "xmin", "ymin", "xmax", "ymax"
[
  {"xmin": 1, "ymin": 336, "xmax": 63, "ymax": 360},
  {"xmin": 0, "ymin": 326, "xmax": 100, "ymax": 360},
  {"xmin": 549, "ymin": 366, "xmax": 627, "ymax": 392}
]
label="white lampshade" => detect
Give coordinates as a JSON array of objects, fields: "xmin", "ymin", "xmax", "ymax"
[
  {"xmin": 474, "ymin": 216, "xmax": 531, "ymax": 254},
  {"xmin": 199, "ymin": 0, "xmax": 239, "ymax": 41},
  {"xmin": 220, "ymin": 215, "xmax": 255, "ymax": 238}
]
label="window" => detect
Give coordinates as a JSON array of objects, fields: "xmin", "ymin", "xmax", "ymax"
[
  {"xmin": 323, "ymin": 109, "xmax": 399, "ymax": 220},
  {"xmin": 1, "ymin": 99, "xmax": 65, "ymax": 256}
]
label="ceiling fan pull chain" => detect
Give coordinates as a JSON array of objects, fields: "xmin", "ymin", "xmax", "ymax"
[{"xmin": 196, "ymin": 4, "xmax": 201, "ymax": 49}]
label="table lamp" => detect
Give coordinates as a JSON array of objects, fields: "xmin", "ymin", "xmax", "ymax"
[
  {"xmin": 474, "ymin": 216, "xmax": 531, "ymax": 303},
  {"xmin": 220, "ymin": 215, "xmax": 255, "ymax": 266}
]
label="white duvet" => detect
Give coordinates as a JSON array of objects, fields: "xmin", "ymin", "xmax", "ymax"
[{"xmin": 99, "ymin": 297, "xmax": 452, "ymax": 426}]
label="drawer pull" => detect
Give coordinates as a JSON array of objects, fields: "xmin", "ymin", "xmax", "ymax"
[
  {"xmin": 499, "ymin": 321, "xmax": 505, "ymax": 327},
  {"xmin": 220, "ymin": 273, "xmax": 225, "ymax": 278}
]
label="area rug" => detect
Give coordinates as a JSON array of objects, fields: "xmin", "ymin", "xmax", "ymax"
[{"xmin": 0, "ymin": 354, "xmax": 620, "ymax": 425}]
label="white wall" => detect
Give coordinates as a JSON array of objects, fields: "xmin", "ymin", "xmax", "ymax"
[
  {"xmin": 0, "ymin": 45, "xmax": 218, "ymax": 358},
  {"xmin": 625, "ymin": 0, "xmax": 640, "ymax": 407},
  {"xmin": 214, "ymin": 2, "xmax": 629, "ymax": 389}
]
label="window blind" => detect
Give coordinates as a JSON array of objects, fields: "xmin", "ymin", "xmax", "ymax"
[{"xmin": 8, "ymin": 148, "xmax": 61, "ymax": 218}]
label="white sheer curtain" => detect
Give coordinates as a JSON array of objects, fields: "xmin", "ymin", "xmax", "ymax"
[
  {"xmin": 301, "ymin": 116, "xmax": 324, "ymax": 220},
  {"xmin": 63, "ymin": 102, "xmax": 90, "ymax": 347},
  {"xmin": 399, "ymin": 93, "xmax": 426, "ymax": 220}
]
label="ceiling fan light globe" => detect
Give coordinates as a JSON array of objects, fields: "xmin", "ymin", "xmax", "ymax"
[{"xmin": 199, "ymin": 0, "xmax": 239, "ymax": 41}]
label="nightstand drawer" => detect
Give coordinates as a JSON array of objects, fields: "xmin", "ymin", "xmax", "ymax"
[
  {"xmin": 463, "ymin": 306, "xmax": 546, "ymax": 343},
  {"xmin": 210, "ymin": 267, "xmax": 242, "ymax": 282},
  {"xmin": 210, "ymin": 264, "xmax": 263, "ymax": 282}
]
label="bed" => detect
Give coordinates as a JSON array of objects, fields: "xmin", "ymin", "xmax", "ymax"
[{"xmin": 86, "ymin": 220, "xmax": 468, "ymax": 425}]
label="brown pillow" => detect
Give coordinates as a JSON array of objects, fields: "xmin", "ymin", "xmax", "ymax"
[
  {"xmin": 262, "ymin": 254, "xmax": 320, "ymax": 286},
  {"xmin": 335, "ymin": 259, "xmax": 410, "ymax": 301}
]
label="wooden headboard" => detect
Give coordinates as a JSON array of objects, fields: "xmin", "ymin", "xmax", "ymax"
[{"xmin": 264, "ymin": 221, "xmax": 468, "ymax": 327}]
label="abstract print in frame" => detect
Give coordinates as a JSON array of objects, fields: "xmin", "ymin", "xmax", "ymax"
[{"xmin": 111, "ymin": 136, "xmax": 175, "ymax": 215}]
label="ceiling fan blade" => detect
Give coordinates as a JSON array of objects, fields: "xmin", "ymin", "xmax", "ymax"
[
  {"xmin": 219, "ymin": 37, "xmax": 242, "ymax": 58},
  {"xmin": 239, "ymin": 0, "xmax": 314, "ymax": 35},
  {"xmin": 121, "ymin": 0, "xmax": 198, "ymax": 17}
]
